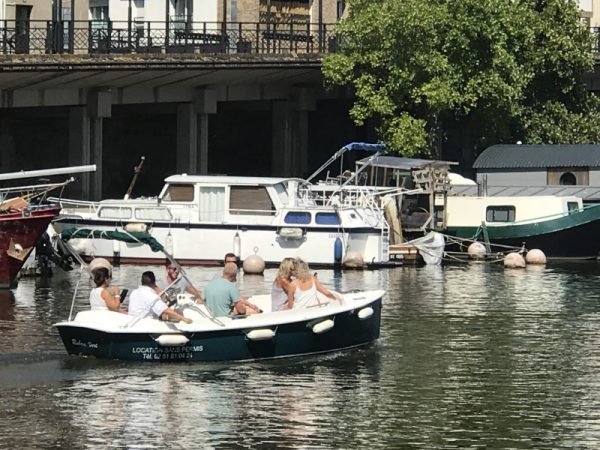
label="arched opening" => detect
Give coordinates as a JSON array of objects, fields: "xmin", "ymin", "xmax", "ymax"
[{"xmin": 559, "ymin": 172, "xmax": 577, "ymax": 185}]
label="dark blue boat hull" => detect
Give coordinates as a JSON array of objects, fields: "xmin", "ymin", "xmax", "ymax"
[{"xmin": 57, "ymin": 299, "xmax": 382, "ymax": 362}]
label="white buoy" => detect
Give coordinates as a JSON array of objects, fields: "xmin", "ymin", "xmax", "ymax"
[
  {"xmin": 243, "ymin": 254, "xmax": 265, "ymax": 275},
  {"xmin": 245, "ymin": 328, "xmax": 276, "ymax": 341},
  {"xmin": 468, "ymin": 242, "xmax": 487, "ymax": 259},
  {"xmin": 233, "ymin": 232, "xmax": 241, "ymax": 257},
  {"xmin": 124, "ymin": 222, "xmax": 148, "ymax": 233},
  {"xmin": 343, "ymin": 252, "xmax": 364, "ymax": 268},
  {"xmin": 154, "ymin": 334, "xmax": 189, "ymax": 346},
  {"xmin": 89, "ymin": 257, "xmax": 113, "ymax": 275},
  {"xmin": 525, "ymin": 249, "xmax": 547, "ymax": 265},
  {"xmin": 311, "ymin": 319, "xmax": 335, "ymax": 334},
  {"xmin": 504, "ymin": 252, "xmax": 526, "ymax": 268},
  {"xmin": 357, "ymin": 307, "xmax": 374, "ymax": 320}
]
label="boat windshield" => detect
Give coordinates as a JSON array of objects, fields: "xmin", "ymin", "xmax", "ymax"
[{"xmin": 273, "ymin": 182, "xmax": 289, "ymax": 206}]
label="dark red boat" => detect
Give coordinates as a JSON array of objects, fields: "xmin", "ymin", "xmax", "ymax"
[{"xmin": 0, "ymin": 204, "xmax": 61, "ymax": 288}]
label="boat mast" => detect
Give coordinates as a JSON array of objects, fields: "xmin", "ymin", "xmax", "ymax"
[{"xmin": 0, "ymin": 165, "xmax": 96, "ymax": 181}]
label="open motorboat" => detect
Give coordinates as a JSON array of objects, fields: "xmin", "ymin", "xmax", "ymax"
[
  {"xmin": 50, "ymin": 173, "xmax": 394, "ymax": 268},
  {"xmin": 53, "ymin": 228, "xmax": 384, "ymax": 362}
]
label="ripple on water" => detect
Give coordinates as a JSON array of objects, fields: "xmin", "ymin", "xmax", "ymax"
[{"xmin": 1, "ymin": 263, "xmax": 600, "ymax": 448}]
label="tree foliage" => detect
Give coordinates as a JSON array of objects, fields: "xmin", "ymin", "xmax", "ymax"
[{"xmin": 322, "ymin": 0, "xmax": 600, "ymax": 165}]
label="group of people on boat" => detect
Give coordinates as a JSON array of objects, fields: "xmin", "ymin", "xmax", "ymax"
[{"xmin": 88, "ymin": 252, "xmax": 341, "ymax": 321}]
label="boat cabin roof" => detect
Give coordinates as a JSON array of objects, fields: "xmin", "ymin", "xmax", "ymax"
[
  {"xmin": 164, "ymin": 174, "xmax": 304, "ymax": 186},
  {"xmin": 355, "ymin": 155, "xmax": 458, "ymax": 171}
]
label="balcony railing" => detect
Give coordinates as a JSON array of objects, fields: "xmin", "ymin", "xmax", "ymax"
[{"xmin": 0, "ymin": 20, "xmax": 339, "ymax": 56}]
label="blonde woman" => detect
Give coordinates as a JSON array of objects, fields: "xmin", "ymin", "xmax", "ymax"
[
  {"xmin": 271, "ymin": 257, "xmax": 296, "ymax": 311},
  {"xmin": 287, "ymin": 259, "xmax": 339, "ymax": 309}
]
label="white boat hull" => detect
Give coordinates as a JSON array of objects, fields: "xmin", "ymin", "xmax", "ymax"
[{"xmin": 52, "ymin": 219, "xmax": 387, "ymax": 266}]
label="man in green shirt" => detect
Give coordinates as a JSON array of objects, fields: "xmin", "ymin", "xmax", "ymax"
[{"xmin": 204, "ymin": 262, "xmax": 261, "ymax": 316}]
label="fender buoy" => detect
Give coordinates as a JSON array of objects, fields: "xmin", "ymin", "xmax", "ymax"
[
  {"xmin": 334, "ymin": 237, "xmax": 343, "ymax": 263},
  {"xmin": 154, "ymin": 334, "xmax": 189, "ymax": 346},
  {"xmin": 233, "ymin": 232, "xmax": 241, "ymax": 257},
  {"xmin": 245, "ymin": 328, "xmax": 275, "ymax": 341},
  {"xmin": 311, "ymin": 319, "xmax": 334, "ymax": 334},
  {"xmin": 357, "ymin": 307, "xmax": 374, "ymax": 320}
]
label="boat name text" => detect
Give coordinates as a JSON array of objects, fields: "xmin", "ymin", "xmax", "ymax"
[{"xmin": 72, "ymin": 339, "xmax": 98, "ymax": 349}]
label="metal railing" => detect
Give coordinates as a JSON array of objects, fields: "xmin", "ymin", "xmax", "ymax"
[{"xmin": 0, "ymin": 20, "xmax": 340, "ymax": 56}]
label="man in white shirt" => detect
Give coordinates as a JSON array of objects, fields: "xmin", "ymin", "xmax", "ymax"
[{"xmin": 128, "ymin": 271, "xmax": 192, "ymax": 323}]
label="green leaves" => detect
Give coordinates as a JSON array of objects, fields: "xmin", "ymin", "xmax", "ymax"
[{"xmin": 323, "ymin": 0, "xmax": 600, "ymax": 160}]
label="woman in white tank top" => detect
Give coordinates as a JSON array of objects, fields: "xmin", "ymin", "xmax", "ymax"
[
  {"xmin": 271, "ymin": 258, "xmax": 296, "ymax": 311},
  {"xmin": 89, "ymin": 267, "xmax": 121, "ymax": 312},
  {"xmin": 288, "ymin": 259, "xmax": 340, "ymax": 309}
]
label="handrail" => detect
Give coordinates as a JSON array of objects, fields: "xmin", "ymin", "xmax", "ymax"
[{"xmin": 0, "ymin": 19, "xmax": 340, "ymax": 56}]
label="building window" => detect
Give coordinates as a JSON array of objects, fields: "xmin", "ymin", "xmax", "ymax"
[
  {"xmin": 90, "ymin": 0, "xmax": 109, "ymax": 21},
  {"xmin": 559, "ymin": 172, "xmax": 577, "ymax": 185},
  {"xmin": 486, "ymin": 206, "xmax": 515, "ymax": 222},
  {"xmin": 337, "ymin": 0, "xmax": 345, "ymax": 20}
]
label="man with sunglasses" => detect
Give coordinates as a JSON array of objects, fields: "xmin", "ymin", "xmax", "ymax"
[{"xmin": 160, "ymin": 263, "xmax": 203, "ymax": 304}]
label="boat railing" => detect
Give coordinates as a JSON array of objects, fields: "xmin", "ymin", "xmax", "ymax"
[
  {"xmin": 0, "ymin": 179, "xmax": 76, "ymax": 205},
  {"xmin": 47, "ymin": 196, "xmax": 100, "ymax": 214}
]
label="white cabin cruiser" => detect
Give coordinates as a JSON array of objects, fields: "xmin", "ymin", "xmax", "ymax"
[{"xmin": 50, "ymin": 175, "xmax": 391, "ymax": 267}]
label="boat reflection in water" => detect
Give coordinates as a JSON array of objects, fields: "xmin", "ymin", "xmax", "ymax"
[{"xmin": 0, "ymin": 291, "xmax": 15, "ymax": 321}]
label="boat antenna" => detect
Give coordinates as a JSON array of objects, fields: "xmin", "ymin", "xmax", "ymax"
[{"xmin": 124, "ymin": 156, "xmax": 145, "ymax": 200}]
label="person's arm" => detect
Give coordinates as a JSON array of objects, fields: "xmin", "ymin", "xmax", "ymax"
[
  {"xmin": 314, "ymin": 275, "xmax": 340, "ymax": 301},
  {"xmin": 162, "ymin": 308, "xmax": 192, "ymax": 324},
  {"xmin": 187, "ymin": 285, "xmax": 204, "ymax": 303},
  {"xmin": 240, "ymin": 297, "xmax": 262, "ymax": 313},
  {"xmin": 101, "ymin": 287, "xmax": 121, "ymax": 312},
  {"xmin": 286, "ymin": 281, "xmax": 296, "ymax": 309}
]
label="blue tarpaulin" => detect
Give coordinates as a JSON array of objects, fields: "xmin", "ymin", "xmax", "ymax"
[{"xmin": 343, "ymin": 142, "xmax": 386, "ymax": 153}]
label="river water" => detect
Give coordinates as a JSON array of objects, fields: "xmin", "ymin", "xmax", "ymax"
[{"xmin": 2, "ymin": 262, "xmax": 600, "ymax": 449}]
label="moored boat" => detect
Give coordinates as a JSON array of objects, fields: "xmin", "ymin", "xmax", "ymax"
[
  {"xmin": 441, "ymin": 195, "xmax": 600, "ymax": 259},
  {"xmin": 50, "ymin": 174, "xmax": 393, "ymax": 267},
  {"xmin": 0, "ymin": 205, "xmax": 62, "ymax": 288},
  {"xmin": 0, "ymin": 165, "xmax": 95, "ymax": 287}
]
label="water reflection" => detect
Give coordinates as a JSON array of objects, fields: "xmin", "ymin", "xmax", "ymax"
[
  {"xmin": 0, "ymin": 290, "xmax": 15, "ymax": 321},
  {"xmin": 1, "ymin": 263, "xmax": 600, "ymax": 448}
]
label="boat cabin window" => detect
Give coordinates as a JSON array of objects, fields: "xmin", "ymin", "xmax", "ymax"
[
  {"xmin": 567, "ymin": 201, "xmax": 580, "ymax": 213},
  {"xmin": 163, "ymin": 184, "xmax": 194, "ymax": 202},
  {"xmin": 135, "ymin": 208, "xmax": 172, "ymax": 221},
  {"xmin": 315, "ymin": 212, "xmax": 341, "ymax": 225},
  {"xmin": 229, "ymin": 186, "xmax": 275, "ymax": 216},
  {"xmin": 284, "ymin": 211, "xmax": 311, "ymax": 224},
  {"xmin": 486, "ymin": 206, "xmax": 515, "ymax": 222},
  {"xmin": 98, "ymin": 207, "xmax": 132, "ymax": 219}
]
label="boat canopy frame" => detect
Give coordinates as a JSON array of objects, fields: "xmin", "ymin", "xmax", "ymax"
[{"xmin": 59, "ymin": 227, "xmax": 223, "ymax": 325}]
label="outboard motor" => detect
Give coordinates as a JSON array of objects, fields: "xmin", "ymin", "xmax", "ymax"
[{"xmin": 36, "ymin": 232, "xmax": 74, "ymax": 275}]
